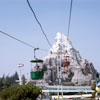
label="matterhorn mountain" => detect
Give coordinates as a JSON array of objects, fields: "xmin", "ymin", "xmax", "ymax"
[{"xmin": 42, "ymin": 32, "xmax": 97, "ymax": 86}]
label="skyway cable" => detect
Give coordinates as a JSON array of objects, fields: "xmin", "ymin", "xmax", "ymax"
[
  {"xmin": 26, "ymin": 0, "xmax": 52, "ymax": 47},
  {"xmin": 0, "ymin": 30, "xmax": 48, "ymax": 51},
  {"xmin": 67, "ymin": 0, "xmax": 73, "ymax": 38}
]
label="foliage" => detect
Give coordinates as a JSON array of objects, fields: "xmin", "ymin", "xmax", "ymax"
[
  {"xmin": 21, "ymin": 75, "xmax": 26, "ymax": 85},
  {"xmin": 0, "ymin": 72, "xmax": 19, "ymax": 91},
  {"xmin": 91, "ymin": 79, "xmax": 100, "ymax": 99},
  {"xmin": 91, "ymin": 80, "xmax": 96, "ymax": 98},
  {"xmin": 91, "ymin": 80, "xmax": 96, "ymax": 90},
  {"xmin": 0, "ymin": 78, "xmax": 3, "ymax": 91},
  {"xmin": 0, "ymin": 83, "xmax": 41, "ymax": 100}
]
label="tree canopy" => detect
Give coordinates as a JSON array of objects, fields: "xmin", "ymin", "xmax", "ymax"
[
  {"xmin": 0, "ymin": 72, "xmax": 19, "ymax": 91},
  {"xmin": 0, "ymin": 83, "xmax": 41, "ymax": 100}
]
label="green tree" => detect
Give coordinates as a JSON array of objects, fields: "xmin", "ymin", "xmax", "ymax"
[
  {"xmin": 0, "ymin": 72, "xmax": 19, "ymax": 91},
  {"xmin": 9, "ymin": 72, "xmax": 19, "ymax": 85},
  {"xmin": 0, "ymin": 83, "xmax": 41, "ymax": 100},
  {"xmin": 22, "ymin": 75, "xmax": 26, "ymax": 85},
  {"xmin": 0, "ymin": 78, "xmax": 3, "ymax": 91},
  {"xmin": 5, "ymin": 76, "xmax": 11, "ymax": 88},
  {"xmin": 91, "ymin": 80, "xmax": 96, "ymax": 98}
]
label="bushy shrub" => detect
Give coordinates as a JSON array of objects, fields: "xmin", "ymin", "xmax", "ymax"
[{"xmin": 0, "ymin": 83, "xmax": 41, "ymax": 100}]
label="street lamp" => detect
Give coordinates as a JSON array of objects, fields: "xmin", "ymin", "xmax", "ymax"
[{"xmin": 18, "ymin": 64, "xmax": 24, "ymax": 85}]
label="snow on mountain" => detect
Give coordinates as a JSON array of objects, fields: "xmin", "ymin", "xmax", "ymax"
[{"xmin": 50, "ymin": 32, "xmax": 73, "ymax": 52}]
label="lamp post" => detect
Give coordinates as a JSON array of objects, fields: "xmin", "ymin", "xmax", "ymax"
[{"xmin": 18, "ymin": 64, "xmax": 24, "ymax": 85}]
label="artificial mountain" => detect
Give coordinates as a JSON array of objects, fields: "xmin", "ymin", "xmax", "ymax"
[{"xmin": 42, "ymin": 32, "xmax": 97, "ymax": 86}]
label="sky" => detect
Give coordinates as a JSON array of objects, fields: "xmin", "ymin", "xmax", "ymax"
[{"xmin": 0, "ymin": 0, "xmax": 100, "ymax": 78}]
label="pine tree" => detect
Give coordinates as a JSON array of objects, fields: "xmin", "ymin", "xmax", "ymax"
[{"xmin": 22, "ymin": 75, "xmax": 26, "ymax": 85}]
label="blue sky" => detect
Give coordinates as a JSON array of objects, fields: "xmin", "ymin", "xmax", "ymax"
[{"xmin": 0, "ymin": 0, "xmax": 100, "ymax": 77}]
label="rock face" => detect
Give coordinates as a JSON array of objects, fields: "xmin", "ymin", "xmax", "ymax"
[{"xmin": 42, "ymin": 32, "xmax": 96, "ymax": 86}]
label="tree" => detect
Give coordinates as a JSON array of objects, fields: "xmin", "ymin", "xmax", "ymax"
[
  {"xmin": 0, "ymin": 78, "xmax": 3, "ymax": 91},
  {"xmin": 0, "ymin": 83, "xmax": 41, "ymax": 100},
  {"xmin": 0, "ymin": 72, "xmax": 19, "ymax": 91},
  {"xmin": 22, "ymin": 75, "xmax": 26, "ymax": 85},
  {"xmin": 91, "ymin": 80, "xmax": 96, "ymax": 98},
  {"xmin": 5, "ymin": 76, "xmax": 11, "ymax": 88},
  {"xmin": 9, "ymin": 72, "xmax": 19, "ymax": 85}
]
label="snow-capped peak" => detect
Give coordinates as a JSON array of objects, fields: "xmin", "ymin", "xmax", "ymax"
[{"xmin": 50, "ymin": 32, "xmax": 73, "ymax": 53}]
